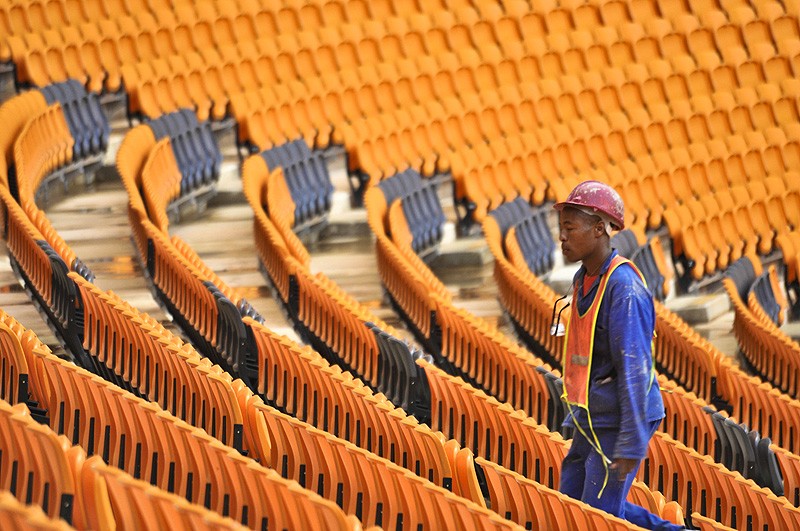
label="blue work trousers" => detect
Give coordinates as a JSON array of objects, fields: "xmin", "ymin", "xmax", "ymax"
[{"xmin": 559, "ymin": 420, "xmax": 685, "ymax": 531}]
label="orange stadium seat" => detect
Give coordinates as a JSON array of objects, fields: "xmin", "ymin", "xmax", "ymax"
[{"xmin": 0, "ymin": 399, "xmax": 75, "ymax": 523}]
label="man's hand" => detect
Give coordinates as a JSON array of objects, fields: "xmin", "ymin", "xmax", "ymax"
[{"xmin": 609, "ymin": 458, "xmax": 638, "ymax": 479}]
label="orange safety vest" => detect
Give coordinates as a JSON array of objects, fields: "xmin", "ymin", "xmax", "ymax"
[{"xmin": 562, "ymin": 255, "xmax": 648, "ymax": 407}]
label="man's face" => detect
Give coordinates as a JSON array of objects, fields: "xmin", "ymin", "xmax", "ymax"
[{"xmin": 558, "ymin": 207, "xmax": 602, "ymax": 263}]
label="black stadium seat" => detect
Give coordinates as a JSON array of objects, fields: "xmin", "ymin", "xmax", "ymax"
[
  {"xmin": 750, "ymin": 271, "xmax": 784, "ymax": 326},
  {"xmin": 146, "ymin": 109, "xmax": 222, "ymax": 194},
  {"xmin": 367, "ymin": 322, "xmax": 431, "ymax": 421},
  {"xmin": 489, "ymin": 198, "xmax": 555, "ymax": 276},
  {"xmin": 259, "ymin": 139, "xmax": 334, "ymax": 226},
  {"xmin": 377, "ymin": 169, "xmax": 446, "ymax": 257},
  {"xmin": 39, "ymin": 79, "xmax": 108, "ymax": 159}
]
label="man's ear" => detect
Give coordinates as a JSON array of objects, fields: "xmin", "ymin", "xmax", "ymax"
[{"xmin": 594, "ymin": 221, "xmax": 605, "ymax": 236}]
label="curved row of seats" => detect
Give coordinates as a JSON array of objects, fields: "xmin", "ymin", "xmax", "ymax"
[
  {"xmin": 0, "ymin": 388, "xmax": 249, "ymax": 530},
  {"xmin": 116, "ymin": 113, "xmax": 260, "ymax": 385},
  {"xmin": 724, "ymin": 258, "xmax": 800, "ymax": 400},
  {"xmin": 0, "ymin": 307, "xmax": 357, "ymax": 529}
]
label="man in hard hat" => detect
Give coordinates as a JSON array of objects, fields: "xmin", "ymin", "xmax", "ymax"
[{"xmin": 554, "ymin": 181, "xmax": 685, "ymax": 530}]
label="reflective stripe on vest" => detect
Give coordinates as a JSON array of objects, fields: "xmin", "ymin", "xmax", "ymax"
[{"xmin": 562, "ymin": 255, "xmax": 647, "ymax": 407}]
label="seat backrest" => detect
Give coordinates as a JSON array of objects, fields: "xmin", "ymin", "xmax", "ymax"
[
  {"xmin": 70, "ymin": 272, "xmax": 250, "ymax": 455},
  {"xmin": 0, "ymin": 400, "xmax": 76, "ymax": 524},
  {"xmin": 375, "ymin": 169, "xmax": 446, "ymax": 255},
  {"xmin": 0, "ymin": 321, "xmax": 29, "ymax": 405},
  {"xmin": 513, "ymin": 206, "xmax": 555, "ymax": 276},
  {"xmin": 258, "ymin": 139, "xmax": 333, "ymax": 227},
  {"xmin": 367, "ymin": 322, "xmax": 431, "ymax": 420},
  {"xmin": 0, "ymin": 489, "xmax": 74, "ymax": 530},
  {"xmin": 724, "ymin": 256, "xmax": 757, "ymax": 302},
  {"xmin": 38, "ymin": 79, "xmax": 109, "ymax": 159},
  {"xmin": 611, "ymin": 229, "xmax": 641, "ymax": 260},
  {"xmin": 749, "ymin": 268, "xmax": 785, "ymax": 326},
  {"xmin": 487, "ymin": 197, "xmax": 531, "ymax": 236},
  {"xmin": 145, "ymin": 108, "xmax": 221, "ymax": 194}
]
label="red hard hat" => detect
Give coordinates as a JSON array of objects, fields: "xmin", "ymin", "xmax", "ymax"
[{"xmin": 553, "ymin": 180, "xmax": 625, "ymax": 230}]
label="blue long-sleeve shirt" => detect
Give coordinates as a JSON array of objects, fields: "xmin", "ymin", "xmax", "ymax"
[{"xmin": 563, "ymin": 250, "xmax": 665, "ymax": 460}]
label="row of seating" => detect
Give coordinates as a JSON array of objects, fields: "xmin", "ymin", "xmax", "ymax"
[
  {"xmin": 1, "ymin": 0, "xmax": 404, "ymax": 66},
  {"xmin": 116, "ymin": 119, "xmax": 261, "ymax": 387},
  {"xmin": 597, "ymin": 0, "xmax": 800, "ymax": 30},
  {"xmin": 4, "ymin": 84, "xmax": 105, "ymax": 286},
  {"xmin": 144, "ymin": 216, "xmax": 256, "ymax": 384},
  {"xmin": 0, "ymin": 0, "xmax": 157, "ymax": 62},
  {"xmin": 12, "ymin": 102, "xmax": 79, "ymax": 266},
  {"xmin": 0, "ymin": 307, "xmax": 356, "ymax": 529},
  {"xmin": 13, "ymin": 0, "xmax": 503, "ymax": 93},
  {"xmin": 664, "ymin": 177, "xmax": 800, "ymax": 280},
  {"xmin": 724, "ymin": 257, "xmax": 800, "ymax": 399},
  {"xmin": 0, "ymin": 186, "xmax": 88, "ymax": 368},
  {"xmin": 70, "ymin": 271, "xmax": 251, "ymax": 456},
  {"xmin": 242, "ymin": 389, "xmax": 516, "ymax": 531},
  {"xmin": 0, "ymin": 392, "xmax": 253, "ymax": 530}
]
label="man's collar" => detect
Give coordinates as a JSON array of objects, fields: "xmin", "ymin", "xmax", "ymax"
[{"xmin": 579, "ymin": 249, "xmax": 618, "ymax": 278}]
